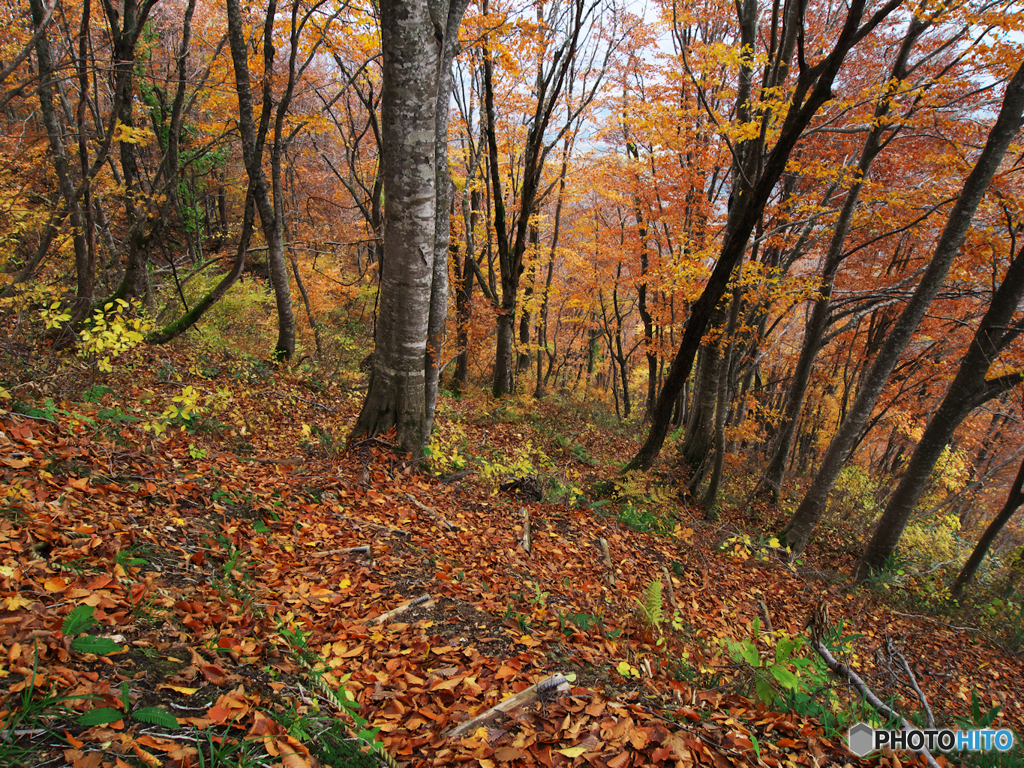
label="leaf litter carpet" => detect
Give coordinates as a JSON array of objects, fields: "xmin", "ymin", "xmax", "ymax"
[{"xmin": 1, "ymin": 378, "xmax": 1021, "ymax": 768}]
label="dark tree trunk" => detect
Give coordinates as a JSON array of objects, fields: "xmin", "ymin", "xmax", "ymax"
[
  {"xmin": 782, "ymin": 61, "xmax": 1024, "ymax": 556},
  {"xmin": 854, "ymin": 240, "xmax": 1024, "ymax": 579},
  {"xmin": 951, "ymin": 455, "xmax": 1024, "ymax": 600},
  {"xmin": 625, "ymin": 0, "xmax": 904, "ymax": 472}
]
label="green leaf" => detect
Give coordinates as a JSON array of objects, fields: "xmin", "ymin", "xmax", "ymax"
[
  {"xmin": 754, "ymin": 677, "xmax": 776, "ymax": 706},
  {"xmin": 770, "ymin": 666, "xmax": 800, "ymax": 690},
  {"xmin": 62, "ymin": 606, "xmax": 97, "ymax": 636},
  {"xmin": 72, "ymin": 636, "xmax": 124, "ymax": 655},
  {"xmin": 132, "ymin": 707, "xmax": 179, "ymax": 728},
  {"xmin": 77, "ymin": 707, "xmax": 124, "ymax": 726},
  {"xmin": 733, "ymin": 639, "xmax": 759, "ymax": 667}
]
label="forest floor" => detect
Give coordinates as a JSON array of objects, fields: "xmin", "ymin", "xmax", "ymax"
[{"xmin": 2, "ymin": 341, "xmax": 1023, "ymax": 768}]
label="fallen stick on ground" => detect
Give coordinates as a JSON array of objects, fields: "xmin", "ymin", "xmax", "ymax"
[
  {"xmin": 406, "ymin": 493, "xmax": 457, "ymax": 532},
  {"xmin": 662, "ymin": 566, "xmax": 678, "ymax": 613},
  {"xmin": 600, "ymin": 538, "xmax": 615, "ymax": 586},
  {"xmin": 372, "ymin": 594, "xmax": 433, "ymax": 624},
  {"xmin": 447, "ymin": 673, "xmax": 571, "ymax": 740},
  {"xmin": 810, "ymin": 638, "xmax": 940, "ymax": 768},
  {"xmin": 311, "ymin": 546, "xmax": 371, "ymax": 558},
  {"xmin": 522, "ymin": 509, "xmax": 532, "ymax": 556}
]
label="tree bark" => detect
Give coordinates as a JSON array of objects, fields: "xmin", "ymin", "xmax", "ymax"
[
  {"xmin": 782, "ymin": 61, "xmax": 1024, "ymax": 556},
  {"xmin": 854, "ymin": 241, "xmax": 1024, "ymax": 579},
  {"xmin": 352, "ymin": 0, "xmax": 469, "ymax": 454},
  {"xmin": 950, "ymin": 454, "xmax": 1024, "ymax": 601},
  {"xmin": 624, "ymin": 0, "xmax": 904, "ymax": 472}
]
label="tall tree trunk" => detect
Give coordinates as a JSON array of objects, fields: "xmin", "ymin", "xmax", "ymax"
[
  {"xmin": 29, "ymin": 0, "xmax": 91, "ymax": 321},
  {"xmin": 782, "ymin": 61, "xmax": 1024, "ymax": 556},
  {"xmin": 950, "ymin": 455, "xmax": 1024, "ymax": 600},
  {"xmin": 854, "ymin": 241, "xmax": 1024, "ymax": 579},
  {"xmin": 425, "ymin": 0, "xmax": 472, "ymax": 435},
  {"xmin": 702, "ymin": 278, "xmax": 744, "ymax": 511},
  {"xmin": 625, "ymin": 0, "xmax": 903, "ymax": 472},
  {"xmin": 351, "ymin": 0, "xmax": 468, "ymax": 453},
  {"xmin": 225, "ymin": 0, "xmax": 294, "ymax": 361},
  {"xmin": 455, "ymin": 189, "xmax": 483, "ymax": 390}
]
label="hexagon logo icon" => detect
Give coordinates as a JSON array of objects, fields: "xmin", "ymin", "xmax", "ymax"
[{"xmin": 848, "ymin": 722, "xmax": 875, "ymax": 757}]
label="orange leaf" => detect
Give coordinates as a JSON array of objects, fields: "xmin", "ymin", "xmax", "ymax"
[
  {"xmin": 200, "ymin": 663, "xmax": 228, "ymax": 685},
  {"xmin": 64, "ymin": 730, "xmax": 84, "ymax": 749},
  {"xmin": 130, "ymin": 743, "xmax": 161, "ymax": 768}
]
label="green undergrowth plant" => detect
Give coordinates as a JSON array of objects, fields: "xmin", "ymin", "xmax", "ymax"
[
  {"xmin": 723, "ymin": 618, "xmax": 870, "ymax": 739},
  {"xmin": 0, "ymin": 643, "xmax": 100, "ymax": 765},
  {"xmin": 610, "ymin": 471, "xmax": 678, "ymax": 534},
  {"xmin": 947, "ymin": 690, "xmax": 1021, "ymax": 767},
  {"xmin": 276, "ymin": 624, "xmax": 393, "ymax": 767}
]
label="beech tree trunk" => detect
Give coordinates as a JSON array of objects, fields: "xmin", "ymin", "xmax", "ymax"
[
  {"xmin": 950, "ymin": 455, "xmax": 1024, "ymax": 600},
  {"xmin": 351, "ymin": 0, "xmax": 468, "ymax": 453},
  {"xmin": 425, "ymin": 0, "xmax": 472, "ymax": 436},
  {"xmin": 781, "ymin": 61, "xmax": 1024, "ymax": 556},
  {"xmin": 854, "ymin": 239, "xmax": 1024, "ymax": 579},
  {"xmin": 624, "ymin": 0, "xmax": 904, "ymax": 472}
]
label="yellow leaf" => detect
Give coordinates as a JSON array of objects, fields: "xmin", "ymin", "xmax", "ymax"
[
  {"xmin": 156, "ymin": 683, "xmax": 200, "ymax": 696},
  {"xmin": 556, "ymin": 746, "xmax": 589, "ymax": 758},
  {"xmin": 5, "ymin": 594, "xmax": 33, "ymax": 610}
]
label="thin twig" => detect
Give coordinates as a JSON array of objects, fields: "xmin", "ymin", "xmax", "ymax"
[
  {"xmin": 811, "ymin": 638, "xmax": 941, "ymax": 768},
  {"xmin": 892, "ymin": 645, "xmax": 934, "ymax": 728}
]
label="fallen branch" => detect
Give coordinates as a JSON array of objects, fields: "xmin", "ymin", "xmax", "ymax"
[
  {"xmin": 810, "ymin": 638, "xmax": 940, "ymax": 768},
  {"xmin": 600, "ymin": 538, "xmax": 615, "ymax": 586},
  {"xmin": 662, "ymin": 566, "xmax": 678, "ymax": 614},
  {"xmin": 447, "ymin": 673, "xmax": 571, "ymax": 740},
  {"xmin": 311, "ymin": 546, "xmax": 371, "ymax": 558},
  {"xmin": 372, "ymin": 594, "xmax": 433, "ymax": 624},
  {"xmin": 522, "ymin": 509, "xmax": 532, "ymax": 556},
  {"xmin": 891, "ymin": 642, "xmax": 934, "ymax": 729},
  {"xmin": 406, "ymin": 493, "xmax": 457, "ymax": 532}
]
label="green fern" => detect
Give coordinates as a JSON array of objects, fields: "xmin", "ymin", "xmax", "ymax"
[
  {"xmin": 62, "ymin": 605, "xmax": 97, "ymax": 636},
  {"xmin": 638, "ymin": 578, "xmax": 664, "ymax": 632},
  {"xmin": 133, "ymin": 706, "xmax": 178, "ymax": 728}
]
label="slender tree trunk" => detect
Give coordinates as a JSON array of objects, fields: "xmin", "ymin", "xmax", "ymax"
[
  {"xmin": 854, "ymin": 241, "xmax": 1024, "ymax": 579},
  {"xmin": 702, "ymin": 279, "xmax": 744, "ymax": 510},
  {"xmin": 226, "ymin": 0, "xmax": 294, "ymax": 361},
  {"xmin": 425, "ymin": 0, "xmax": 472, "ymax": 435},
  {"xmin": 680, "ymin": 330, "xmax": 721, "ymax": 470},
  {"xmin": 625, "ymin": 0, "xmax": 902, "ymax": 472},
  {"xmin": 29, "ymin": 0, "xmax": 91, "ymax": 321},
  {"xmin": 782, "ymin": 62, "xmax": 1024, "ymax": 556},
  {"xmin": 950, "ymin": 455, "xmax": 1024, "ymax": 600},
  {"xmin": 757, "ymin": 14, "xmax": 928, "ymax": 500},
  {"xmin": 454, "ymin": 189, "xmax": 482, "ymax": 390}
]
